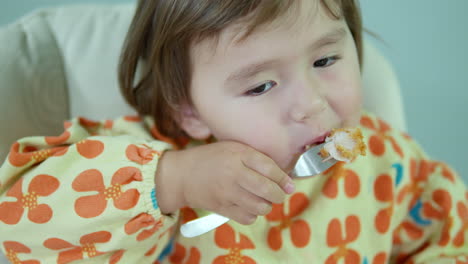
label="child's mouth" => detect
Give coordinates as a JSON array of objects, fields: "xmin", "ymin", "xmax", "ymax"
[{"xmin": 303, "ymin": 133, "xmax": 329, "ymax": 152}]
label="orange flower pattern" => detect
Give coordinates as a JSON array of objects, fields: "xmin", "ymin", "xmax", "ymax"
[
  {"xmin": 3, "ymin": 241, "xmax": 40, "ymax": 264},
  {"xmin": 8, "ymin": 141, "xmax": 68, "ymax": 168},
  {"xmin": 373, "ymin": 174, "xmax": 394, "ymax": 233},
  {"xmin": 167, "ymin": 243, "xmax": 201, "ymax": 264},
  {"xmin": 0, "ymin": 112, "xmax": 467, "ymax": 263},
  {"xmin": 149, "ymin": 123, "xmax": 190, "ymax": 150},
  {"xmin": 109, "ymin": 250, "xmax": 125, "ymax": 264},
  {"xmin": 76, "ymin": 139, "xmax": 105, "ymax": 159},
  {"xmin": 370, "ymin": 252, "xmax": 387, "ymax": 264},
  {"xmin": 423, "ymin": 189, "xmax": 453, "ymax": 246},
  {"xmin": 325, "ymin": 215, "xmax": 361, "ymax": 264},
  {"xmin": 397, "ymin": 159, "xmax": 434, "ymax": 209},
  {"xmin": 360, "ymin": 116, "xmax": 403, "ymax": 158},
  {"xmin": 213, "ymin": 224, "xmax": 256, "ymax": 264},
  {"xmin": 180, "ymin": 207, "xmax": 199, "ymax": 224},
  {"xmin": 453, "ymin": 201, "xmax": 468, "ymax": 247},
  {"xmin": 322, "ymin": 162, "xmax": 361, "ymax": 199},
  {"xmin": 126, "ymin": 144, "xmax": 162, "ymax": 165},
  {"xmin": 392, "ymin": 220, "xmax": 424, "ymax": 245},
  {"xmin": 265, "ymin": 192, "xmax": 311, "ymax": 250},
  {"xmin": 125, "ymin": 213, "xmax": 164, "ymax": 241},
  {"xmin": 0, "ymin": 174, "xmax": 59, "ymax": 224},
  {"xmin": 72, "ymin": 167, "xmax": 142, "ymax": 218},
  {"xmin": 43, "ymin": 231, "xmax": 112, "ymax": 264}
]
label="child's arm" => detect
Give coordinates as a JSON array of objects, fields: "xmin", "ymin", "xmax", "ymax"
[
  {"xmin": 0, "ymin": 116, "xmax": 292, "ymax": 263},
  {"xmin": 0, "ymin": 117, "xmax": 177, "ymax": 263},
  {"xmin": 391, "ymin": 144, "xmax": 468, "ymax": 263}
]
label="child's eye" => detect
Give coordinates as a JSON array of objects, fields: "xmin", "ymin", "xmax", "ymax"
[
  {"xmin": 245, "ymin": 81, "xmax": 277, "ymax": 96},
  {"xmin": 313, "ymin": 56, "xmax": 340, "ymax": 68}
]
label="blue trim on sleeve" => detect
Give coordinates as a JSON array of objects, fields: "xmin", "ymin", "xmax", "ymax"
[{"xmin": 151, "ymin": 188, "xmax": 159, "ymax": 210}]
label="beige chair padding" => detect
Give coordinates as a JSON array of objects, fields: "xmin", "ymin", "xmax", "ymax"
[{"xmin": 0, "ymin": 3, "xmax": 407, "ymax": 164}]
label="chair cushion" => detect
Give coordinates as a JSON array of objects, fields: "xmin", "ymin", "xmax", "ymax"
[
  {"xmin": 46, "ymin": 3, "xmax": 136, "ymax": 119},
  {"xmin": 0, "ymin": 9, "xmax": 68, "ymax": 160}
]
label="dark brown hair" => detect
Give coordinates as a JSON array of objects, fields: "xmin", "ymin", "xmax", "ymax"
[{"xmin": 119, "ymin": 0, "xmax": 362, "ymax": 139}]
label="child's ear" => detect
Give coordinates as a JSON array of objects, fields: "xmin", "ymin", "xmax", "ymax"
[{"xmin": 176, "ymin": 104, "xmax": 212, "ymax": 140}]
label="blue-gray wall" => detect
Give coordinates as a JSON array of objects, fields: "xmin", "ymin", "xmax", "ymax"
[
  {"xmin": 1, "ymin": 0, "xmax": 467, "ymax": 185},
  {"xmin": 361, "ymin": 0, "xmax": 468, "ymax": 185}
]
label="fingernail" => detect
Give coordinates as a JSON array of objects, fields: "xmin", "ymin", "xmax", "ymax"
[{"xmin": 284, "ymin": 182, "xmax": 295, "ymax": 194}]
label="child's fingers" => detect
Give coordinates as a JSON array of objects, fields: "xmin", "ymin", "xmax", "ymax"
[
  {"xmin": 237, "ymin": 168, "xmax": 286, "ymax": 204},
  {"xmin": 231, "ymin": 186, "xmax": 272, "ymax": 216},
  {"xmin": 219, "ymin": 204, "xmax": 257, "ymax": 225},
  {"xmin": 241, "ymin": 149, "xmax": 295, "ymax": 195}
]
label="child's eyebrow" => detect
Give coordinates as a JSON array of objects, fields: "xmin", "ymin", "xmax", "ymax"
[
  {"xmin": 225, "ymin": 26, "xmax": 347, "ymax": 85},
  {"xmin": 225, "ymin": 59, "xmax": 280, "ymax": 85},
  {"xmin": 306, "ymin": 26, "xmax": 347, "ymax": 53}
]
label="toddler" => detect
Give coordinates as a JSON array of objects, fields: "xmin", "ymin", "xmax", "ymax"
[{"xmin": 0, "ymin": 0, "xmax": 467, "ymax": 263}]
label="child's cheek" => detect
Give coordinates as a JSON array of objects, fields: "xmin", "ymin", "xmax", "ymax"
[
  {"xmin": 318, "ymin": 69, "xmax": 337, "ymax": 81},
  {"xmin": 322, "ymin": 73, "xmax": 362, "ymax": 125},
  {"xmin": 338, "ymin": 85, "xmax": 362, "ymax": 126}
]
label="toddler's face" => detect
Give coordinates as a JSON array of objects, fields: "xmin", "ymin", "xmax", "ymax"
[{"xmin": 180, "ymin": 0, "xmax": 362, "ymax": 173}]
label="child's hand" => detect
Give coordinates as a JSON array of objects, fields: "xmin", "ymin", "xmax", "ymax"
[{"xmin": 155, "ymin": 141, "xmax": 294, "ymax": 225}]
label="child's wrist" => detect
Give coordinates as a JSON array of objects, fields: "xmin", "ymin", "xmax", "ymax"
[{"xmin": 155, "ymin": 150, "xmax": 185, "ymax": 214}]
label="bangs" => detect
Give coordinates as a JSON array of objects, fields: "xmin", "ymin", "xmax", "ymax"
[
  {"xmin": 187, "ymin": 0, "xmax": 295, "ymax": 44},
  {"xmin": 191, "ymin": 0, "xmax": 343, "ymax": 44},
  {"xmin": 237, "ymin": 0, "xmax": 344, "ymax": 42}
]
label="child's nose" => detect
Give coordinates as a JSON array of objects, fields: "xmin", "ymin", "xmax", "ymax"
[
  {"xmin": 290, "ymin": 97, "xmax": 328, "ymax": 122},
  {"xmin": 290, "ymin": 78, "xmax": 328, "ymax": 122}
]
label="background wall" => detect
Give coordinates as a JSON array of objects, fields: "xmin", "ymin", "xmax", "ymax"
[
  {"xmin": 360, "ymin": 0, "xmax": 468, "ymax": 184},
  {"xmin": 0, "ymin": 0, "xmax": 130, "ymax": 25}
]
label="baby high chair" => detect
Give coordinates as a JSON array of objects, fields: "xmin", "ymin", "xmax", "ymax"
[{"xmin": 0, "ymin": 4, "xmax": 406, "ymax": 263}]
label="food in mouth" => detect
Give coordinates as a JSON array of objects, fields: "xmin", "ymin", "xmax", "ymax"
[{"xmin": 319, "ymin": 128, "xmax": 366, "ymax": 163}]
